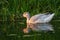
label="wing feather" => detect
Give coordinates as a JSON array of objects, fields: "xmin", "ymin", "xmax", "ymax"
[
  {"xmin": 29, "ymin": 13, "xmax": 51, "ymax": 23},
  {"xmin": 29, "ymin": 14, "xmax": 45, "ymax": 22}
]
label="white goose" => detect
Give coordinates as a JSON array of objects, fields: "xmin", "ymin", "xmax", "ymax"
[
  {"xmin": 23, "ymin": 12, "xmax": 55, "ymax": 24},
  {"xmin": 23, "ymin": 12, "xmax": 55, "ymax": 33}
]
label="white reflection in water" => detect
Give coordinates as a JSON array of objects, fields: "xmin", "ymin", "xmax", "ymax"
[
  {"xmin": 29, "ymin": 23, "xmax": 54, "ymax": 31},
  {"xmin": 23, "ymin": 23, "xmax": 54, "ymax": 33}
]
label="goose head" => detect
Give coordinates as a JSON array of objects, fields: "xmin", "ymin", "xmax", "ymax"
[{"xmin": 23, "ymin": 12, "xmax": 30, "ymax": 18}]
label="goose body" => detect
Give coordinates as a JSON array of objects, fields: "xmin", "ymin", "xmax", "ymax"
[{"xmin": 23, "ymin": 12, "xmax": 55, "ymax": 24}]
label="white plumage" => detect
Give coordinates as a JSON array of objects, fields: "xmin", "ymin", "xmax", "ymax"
[{"xmin": 23, "ymin": 12, "xmax": 55, "ymax": 24}]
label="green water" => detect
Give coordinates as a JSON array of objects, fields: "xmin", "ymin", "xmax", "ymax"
[{"xmin": 0, "ymin": 20, "xmax": 60, "ymax": 40}]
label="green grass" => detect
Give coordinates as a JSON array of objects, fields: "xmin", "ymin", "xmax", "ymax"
[{"xmin": 0, "ymin": 0, "xmax": 60, "ymax": 40}]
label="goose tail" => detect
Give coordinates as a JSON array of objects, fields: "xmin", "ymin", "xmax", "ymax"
[{"xmin": 44, "ymin": 13, "xmax": 55, "ymax": 23}]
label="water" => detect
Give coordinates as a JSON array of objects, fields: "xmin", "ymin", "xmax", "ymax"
[
  {"xmin": 0, "ymin": 20, "xmax": 60, "ymax": 40},
  {"xmin": 22, "ymin": 21, "xmax": 60, "ymax": 40}
]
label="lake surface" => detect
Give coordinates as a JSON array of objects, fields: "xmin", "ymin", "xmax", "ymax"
[{"xmin": 0, "ymin": 20, "xmax": 60, "ymax": 40}]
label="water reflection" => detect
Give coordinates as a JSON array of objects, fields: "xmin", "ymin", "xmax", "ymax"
[
  {"xmin": 29, "ymin": 23, "xmax": 54, "ymax": 32},
  {"xmin": 23, "ymin": 23, "xmax": 54, "ymax": 33}
]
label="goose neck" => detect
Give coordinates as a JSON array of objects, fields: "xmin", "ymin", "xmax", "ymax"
[{"xmin": 27, "ymin": 16, "xmax": 30, "ymax": 23}]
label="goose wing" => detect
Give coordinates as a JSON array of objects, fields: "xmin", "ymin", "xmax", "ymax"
[
  {"xmin": 29, "ymin": 13, "xmax": 53, "ymax": 23},
  {"xmin": 34, "ymin": 13, "xmax": 55, "ymax": 23},
  {"xmin": 29, "ymin": 13, "xmax": 46, "ymax": 23}
]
